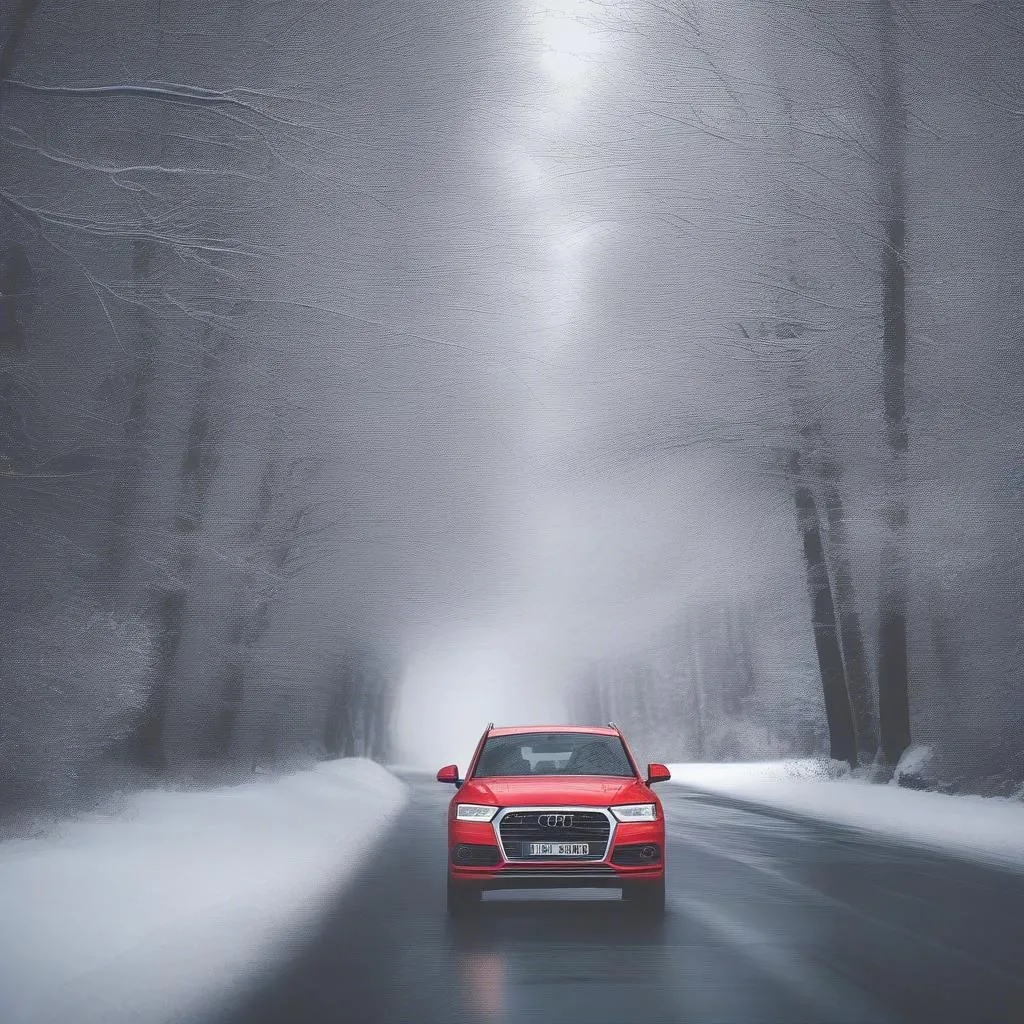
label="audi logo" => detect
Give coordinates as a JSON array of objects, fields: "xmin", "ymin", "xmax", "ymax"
[{"xmin": 539, "ymin": 813, "xmax": 573, "ymax": 828}]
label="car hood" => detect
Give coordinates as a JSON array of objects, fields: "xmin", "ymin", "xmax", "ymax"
[{"xmin": 459, "ymin": 776, "xmax": 651, "ymax": 807}]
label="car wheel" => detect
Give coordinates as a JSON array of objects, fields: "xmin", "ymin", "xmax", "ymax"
[
  {"xmin": 623, "ymin": 878, "xmax": 665, "ymax": 916},
  {"xmin": 446, "ymin": 875, "xmax": 481, "ymax": 917}
]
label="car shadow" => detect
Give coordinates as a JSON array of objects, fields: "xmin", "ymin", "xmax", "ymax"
[{"xmin": 445, "ymin": 891, "xmax": 667, "ymax": 949}]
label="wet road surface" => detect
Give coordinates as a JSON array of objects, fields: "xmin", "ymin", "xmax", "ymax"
[{"xmin": 209, "ymin": 774, "xmax": 1024, "ymax": 1024}]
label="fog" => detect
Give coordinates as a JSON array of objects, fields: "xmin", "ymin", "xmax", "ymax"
[
  {"xmin": 393, "ymin": 0, "xmax": 822, "ymax": 768},
  {"xmin": 3, "ymin": 0, "xmax": 1024, "ymax": 812}
]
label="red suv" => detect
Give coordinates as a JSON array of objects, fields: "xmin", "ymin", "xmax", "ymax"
[{"xmin": 437, "ymin": 723, "xmax": 670, "ymax": 916}]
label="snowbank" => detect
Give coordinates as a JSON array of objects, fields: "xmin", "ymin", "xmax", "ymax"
[
  {"xmin": 0, "ymin": 758, "xmax": 407, "ymax": 1024},
  {"xmin": 669, "ymin": 758, "xmax": 849, "ymax": 787},
  {"xmin": 669, "ymin": 759, "xmax": 1024, "ymax": 873}
]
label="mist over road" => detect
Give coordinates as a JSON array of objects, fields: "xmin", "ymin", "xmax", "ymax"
[{"xmin": 210, "ymin": 775, "xmax": 1024, "ymax": 1024}]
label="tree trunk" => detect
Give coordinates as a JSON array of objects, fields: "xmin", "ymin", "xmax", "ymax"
[
  {"xmin": 0, "ymin": 1, "xmax": 41, "ymax": 116},
  {"xmin": 372, "ymin": 680, "xmax": 392, "ymax": 761},
  {"xmin": 122, "ymin": 335, "xmax": 222, "ymax": 776},
  {"xmin": 876, "ymin": 0, "xmax": 912, "ymax": 766},
  {"xmin": 323, "ymin": 658, "xmax": 352, "ymax": 759},
  {"xmin": 790, "ymin": 451, "xmax": 857, "ymax": 767},
  {"xmin": 821, "ymin": 457, "xmax": 879, "ymax": 763},
  {"xmin": 104, "ymin": 239, "xmax": 158, "ymax": 578},
  {"xmin": 339, "ymin": 653, "xmax": 359, "ymax": 757},
  {"xmin": 685, "ymin": 618, "xmax": 706, "ymax": 761},
  {"xmin": 125, "ymin": 586, "xmax": 185, "ymax": 775},
  {"xmin": 596, "ymin": 659, "xmax": 611, "ymax": 724},
  {"xmin": 0, "ymin": 243, "xmax": 30, "ymax": 352},
  {"xmin": 206, "ymin": 663, "xmax": 244, "ymax": 764}
]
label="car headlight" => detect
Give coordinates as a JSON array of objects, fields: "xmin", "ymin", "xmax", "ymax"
[
  {"xmin": 610, "ymin": 803, "xmax": 657, "ymax": 822},
  {"xmin": 456, "ymin": 803, "xmax": 499, "ymax": 822}
]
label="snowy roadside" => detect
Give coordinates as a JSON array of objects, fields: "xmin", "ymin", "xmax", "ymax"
[
  {"xmin": 668, "ymin": 759, "xmax": 1024, "ymax": 874},
  {"xmin": 0, "ymin": 758, "xmax": 407, "ymax": 1024}
]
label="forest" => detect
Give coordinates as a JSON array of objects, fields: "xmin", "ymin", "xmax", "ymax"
[{"xmin": 2, "ymin": 0, "xmax": 1023, "ymax": 821}]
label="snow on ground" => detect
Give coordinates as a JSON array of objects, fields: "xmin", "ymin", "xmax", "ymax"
[
  {"xmin": 0, "ymin": 759, "xmax": 407, "ymax": 1024},
  {"xmin": 668, "ymin": 759, "xmax": 1024, "ymax": 874}
]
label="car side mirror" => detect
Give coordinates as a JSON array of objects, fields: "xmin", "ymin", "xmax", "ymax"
[
  {"xmin": 436, "ymin": 764, "xmax": 460, "ymax": 785},
  {"xmin": 646, "ymin": 762, "xmax": 671, "ymax": 785}
]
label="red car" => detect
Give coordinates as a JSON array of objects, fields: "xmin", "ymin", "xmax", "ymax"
[{"xmin": 437, "ymin": 723, "xmax": 670, "ymax": 916}]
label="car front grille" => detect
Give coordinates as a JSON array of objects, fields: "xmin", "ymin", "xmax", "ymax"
[{"xmin": 498, "ymin": 810, "xmax": 611, "ymax": 860}]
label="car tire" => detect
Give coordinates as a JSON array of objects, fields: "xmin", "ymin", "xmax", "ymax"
[
  {"xmin": 623, "ymin": 877, "xmax": 665, "ymax": 916},
  {"xmin": 446, "ymin": 875, "xmax": 481, "ymax": 917}
]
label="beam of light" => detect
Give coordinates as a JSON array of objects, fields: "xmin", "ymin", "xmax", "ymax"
[{"xmin": 533, "ymin": 0, "xmax": 608, "ymax": 101}]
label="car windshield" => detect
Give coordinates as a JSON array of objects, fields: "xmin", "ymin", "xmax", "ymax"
[{"xmin": 473, "ymin": 732, "xmax": 635, "ymax": 778}]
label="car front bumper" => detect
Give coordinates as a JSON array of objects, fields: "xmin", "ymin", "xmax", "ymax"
[{"xmin": 448, "ymin": 817, "xmax": 664, "ymax": 888}]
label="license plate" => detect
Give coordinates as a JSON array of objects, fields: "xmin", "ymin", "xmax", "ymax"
[{"xmin": 527, "ymin": 843, "xmax": 589, "ymax": 857}]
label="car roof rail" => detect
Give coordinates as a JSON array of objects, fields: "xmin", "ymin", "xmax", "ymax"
[
  {"xmin": 607, "ymin": 721, "xmax": 618, "ymax": 731},
  {"xmin": 486, "ymin": 721, "xmax": 495, "ymax": 730}
]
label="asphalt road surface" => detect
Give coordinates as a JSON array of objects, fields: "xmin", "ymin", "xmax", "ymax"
[{"xmin": 210, "ymin": 773, "xmax": 1024, "ymax": 1024}]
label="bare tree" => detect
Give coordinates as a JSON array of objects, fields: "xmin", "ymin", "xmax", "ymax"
[
  {"xmin": 789, "ymin": 449, "xmax": 857, "ymax": 767},
  {"xmin": 684, "ymin": 621, "xmax": 707, "ymax": 762},
  {"xmin": 874, "ymin": 0, "xmax": 911, "ymax": 766}
]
